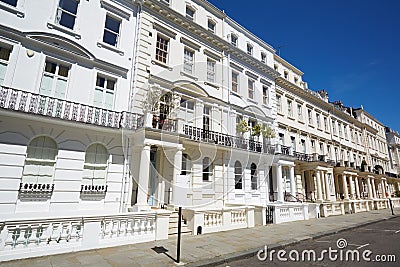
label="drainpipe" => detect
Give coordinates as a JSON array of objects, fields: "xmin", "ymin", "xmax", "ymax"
[{"xmin": 120, "ymin": 0, "xmax": 143, "ymax": 213}]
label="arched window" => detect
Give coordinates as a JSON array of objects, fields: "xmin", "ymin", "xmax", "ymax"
[
  {"xmin": 251, "ymin": 163, "xmax": 257, "ymax": 190},
  {"xmin": 181, "ymin": 153, "xmax": 191, "ymax": 175},
  {"xmin": 203, "ymin": 157, "xmax": 212, "ymax": 181},
  {"xmin": 234, "ymin": 161, "xmax": 242, "ymax": 189},
  {"xmin": 22, "ymin": 136, "xmax": 58, "ymax": 185},
  {"xmin": 82, "ymin": 143, "xmax": 108, "ymax": 186}
]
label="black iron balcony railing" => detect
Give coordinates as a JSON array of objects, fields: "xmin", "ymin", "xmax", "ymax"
[
  {"xmin": 0, "ymin": 86, "xmax": 143, "ymax": 130},
  {"xmin": 151, "ymin": 115, "xmax": 177, "ymax": 132},
  {"xmin": 278, "ymin": 145, "xmax": 291, "ymax": 155},
  {"xmin": 183, "ymin": 125, "xmax": 275, "ymax": 154},
  {"xmin": 293, "ymin": 151, "xmax": 329, "ymax": 163}
]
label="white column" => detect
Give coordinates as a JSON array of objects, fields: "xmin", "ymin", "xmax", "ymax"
[
  {"xmin": 366, "ymin": 177, "xmax": 373, "ymax": 199},
  {"xmin": 289, "ymin": 166, "xmax": 296, "ymax": 196},
  {"xmin": 136, "ymin": 144, "xmax": 151, "ymax": 207},
  {"xmin": 276, "ymin": 165, "xmax": 284, "ymax": 202},
  {"xmin": 171, "ymin": 147, "xmax": 183, "ymax": 205},
  {"xmin": 381, "ymin": 180, "xmax": 386, "ymax": 198},
  {"xmin": 371, "ymin": 178, "xmax": 377, "ymax": 199},
  {"xmin": 342, "ymin": 174, "xmax": 349, "ymax": 200},
  {"xmin": 354, "ymin": 177, "xmax": 360, "ymax": 199},
  {"xmin": 315, "ymin": 171, "xmax": 323, "ymax": 201},
  {"xmin": 349, "ymin": 176, "xmax": 355, "ymax": 200},
  {"xmin": 324, "ymin": 171, "xmax": 331, "ymax": 201}
]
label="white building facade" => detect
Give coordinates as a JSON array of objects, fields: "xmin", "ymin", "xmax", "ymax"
[{"xmin": 0, "ymin": 0, "xmax": 399, "ymax": 261}]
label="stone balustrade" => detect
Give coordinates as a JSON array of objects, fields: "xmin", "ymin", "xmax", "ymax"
[
  {"xmin": 0, "ymin": 210, "xmax": 171, "ymax": 261},
  {"xmin": 182, "ymin": 206, "xmax": 254, "ymax": 235}
]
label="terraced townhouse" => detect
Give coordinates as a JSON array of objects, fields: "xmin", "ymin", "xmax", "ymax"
[{"xmin": 0, "ymin": 0, "xmax": 399, "ymax": 261}]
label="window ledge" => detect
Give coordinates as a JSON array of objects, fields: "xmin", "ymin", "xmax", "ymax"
[
  {"xmin": 180, "ymin": 71, "xmax": 198, "ymax": 81},
  {"xmin": 25, "ymin": 158, "xmax": 56, "ymax": 164},
  {"xmin": 0, "ymin": 2, "xmax": 24, "ymax": 18},
  {"xmin": 97, "ymin": 41, "xmax": 124, "ymax": 56},
  {"xmin": 309, "ymin": 124, "xmax": 315, "ymax": 128},
  {"xmin": 262, "ymin": 104, "xmax": 271, "ymax": 109},
  {"xmin": 277, "ymin": 111, "xmax": 285, "ymax": 116},
  {"xmin": 204, "ymin": 81, "xmax": 219, "ymax": 89},
  {"xmin": 247, "ymin": 98, "xmax": 257, "ymax": 104},
  {"xmin": 151, "ymin": 60, "xmax": 172, "ymax": 70},
  {"xmin": 288, "ymin": 115, "xmax": 295, "ymax": 121},
  {"xmin": 47, "ymin": 22, "xmax": 81, "ymax": 39},
  {"xmin": 230, "ymin": 91, "xmax": 241, "ymax": 97},
  {"xmin": 298, "ymin": 120, "xmax": 305, "ymax": 124}
]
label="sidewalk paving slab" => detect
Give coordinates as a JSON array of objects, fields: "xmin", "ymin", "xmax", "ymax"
[{"xmin": 0, "ymin": 208, "xmax": 398, "ymax": 267}]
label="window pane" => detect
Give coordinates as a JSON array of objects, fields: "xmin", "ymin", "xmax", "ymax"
[
  {"xmin": 1, "ymin": 0, "xmax": 17, "ymax": 7},
  {"xmin": 59, "ymin": 0, "xmax": 79, "ymax": 14},
  {"xmin": 103, "ymin": 31, "xmax": 118, "ymax": 46},
  {"xmin": 106, "ymin": 80, "xmax": 115, "ymax": 90},
  {"xmin": 54, "ymin": 78, "xmax": 67, "ymax": 99},
  {"xmin": 59, "ymin": 12, "xmax": 76, "ymax": 29},
  {"xmin": 45, "ymin": 62, "xmax": 57, "ymax": 74},
  {"xmin": 0, "ymin": 63, "xmax": 6, "ymax": 86},
  {"xmin": 105, "ymin": 16, "xmax": 120, "ymax": 33},
  {"xmin": 96, "ymin": 76, "xmax": 105, "ymax": 88},
  {"xmin": 93, "ymin": 88, "xmax": 103, "ymax": 107},
  {"xmin": 58, "ymin": 65, "xmax": 69, "ymax": 77},
  {"xmin": 0, "ymin": 47, "xmax": 11, "ymax": 61},
  {"xmin": 40, "ymin": 75, "xmax": 54, "ymax": 96},
  {"xmin": 105, "ymin": 91, "xmax": 114, "ymax": 109}
]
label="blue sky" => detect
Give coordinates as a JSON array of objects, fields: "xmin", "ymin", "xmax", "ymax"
[{"xmin": 208, "ymin": 0, "xmax": 400, "ymax": 131}]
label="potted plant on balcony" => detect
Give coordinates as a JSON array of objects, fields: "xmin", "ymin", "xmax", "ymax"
[
  {"xmin": 261, "ymin": 125, "xmax": 276, "ymax": 143},
  {"xmin": 236, "ymin": 119, "xmax": 249, "ymax": 136},
  {"xmin": 236, "ymin": 119, "xmax": 249, "ymax": 148}
]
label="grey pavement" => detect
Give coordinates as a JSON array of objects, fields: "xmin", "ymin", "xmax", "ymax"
[{"xmin": 1, "ymin": 208, "xmax": 399, "ymax": 267}]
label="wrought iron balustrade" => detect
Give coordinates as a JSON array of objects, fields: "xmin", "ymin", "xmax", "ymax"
[
  {"xmin": 182, "ymin": 125, "xmax": 275, "ymax": 155},
  {"xmin": 0, "ymin": 86, "xmax": 143, "ymax": 131},
  {"xmin": 151, "ymin": 115, "xmax": 177, "ymax": 132}
]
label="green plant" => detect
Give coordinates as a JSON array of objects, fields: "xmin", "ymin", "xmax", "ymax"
[
  {"xmin": 251, "ymin": 123, "xmax": 261, "ymax": 137},
  {"xmin": 236, "ymin": 119, "xmax": 249, "ymax": 134},
  {"xmin": 261, "ymin": 125, "xmax": 276, "ymax": 139},
  {"xmin": 396, "ymin": 190, "xmax": 400, "ymax": 198}
]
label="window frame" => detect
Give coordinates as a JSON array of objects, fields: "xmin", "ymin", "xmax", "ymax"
[
  {"xmin": 231, "ymin": 34, "xmax": 238, "ymax": 46},
  {"xmin": 250, "ymin": 163, "xmax": 258, "ymax": 190},
  {"xmin": 82, "ymin": 143, "xmax": 109, "ymax": 186},
  {"xmin": 39, "ymin": 59, "xmax": 70, "ymax": 99},
  {"xmin": 234, "ymin": 161, "xmax": 243, "ymax": 190},
  {"xmin": 183, "ymin": 47, "xmax": 195, "ymax": 74},
  {"xmin": 262, "ymin": 86, "xmax": 269, "ymax": 105},
  {"xmin": 185, "ymin": 5, "xmax": 195, "ymax": 21},
  {"xmin": 181, "ymin": 153, "xmax": 192, "ymax": 175},
  {"xmin": 206, "ymin": 58, "xmax": 216, "ymax": 83},
  {"xmin": 261, "ymin": 52, "xmax": 266, "ymax": 63},
  {"xmin": 247, "ymin": 43, "xmax": 253, "ymax": 56},
  {"xmin": 207, "ymin": 19, "xmax": 216, "ymax": 33},
  {"xmin": 202, "ymin": 157, "xmax": 213, "ymax": 182},
  {"xmin": 0, "ymin": 45, "xmax": 12, "ymax": 86},
  {"xmin": 22, "ymin": 136, "xmax": 58, "ymax": 185},
  {"xmin": 103, "ymin": 14, "xmax": 121, "ymax": 47},
  {"xmin": 55, "ymin": 0, "xmax": 80, "ymax": 30},
  {"xmin": 0, "ymin": 0, "xmax": 17, "ymax": 7},
  {"xmin": 232, "ymin": 71, "xmax": 239, "ymax": 93},
  {"xmin": 94, "ymin": 74, "xmax": 116, "ymax": 110},
  {"xmin": 155, "ymin": 34, "xmax": 169, "ymax": 64},
  {"xmin": 247, "ymin": 78, "xmax": 255, "ymax": 99}
]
